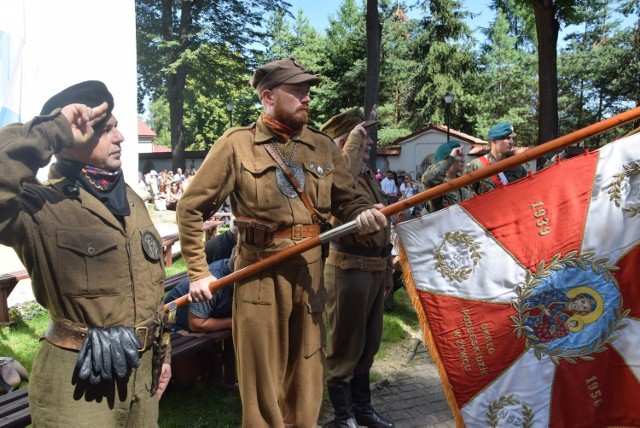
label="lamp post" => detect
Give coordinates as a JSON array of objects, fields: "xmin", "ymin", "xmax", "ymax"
[
  {"xmin": 444, "ymin": 92, "xmax": 454, "ymax": 141},
  {"xmin": 226, "ymin": 101, "xmax": 235, "ymax": 127}
]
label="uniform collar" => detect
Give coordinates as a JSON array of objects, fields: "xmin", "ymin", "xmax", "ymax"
[
  {"xmin": 48, "ymin": 163, "xmax": 131, "ymax": 234},
  {"xmin": 254, "ymin": 117, "xmax": 317, "ymax": 149}
]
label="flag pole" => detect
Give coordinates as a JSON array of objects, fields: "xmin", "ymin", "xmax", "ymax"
[{"xmin": 164, "ymin": 106, "xmax": 640, "ymax": 311}]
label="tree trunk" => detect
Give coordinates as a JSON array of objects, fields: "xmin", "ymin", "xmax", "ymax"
[
  {"xmin": 533, "ymin": 0, "xmax": 559, "ymax": 150},
  {"xmin": 364, "ymin": 0, "xmax": 381, "ymax": 171},
  {"xmin": 165, "ymin": 0, "xmax": 191, "ymax": 172}
]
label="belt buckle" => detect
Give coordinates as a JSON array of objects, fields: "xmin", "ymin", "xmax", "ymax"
[
  {"xmin": 135, "ymin": 326, "xmax": 149, "ymax": 351},
  {"xmin": 291, "ymin": 224, "xmax": 304, "ymax": 241}
]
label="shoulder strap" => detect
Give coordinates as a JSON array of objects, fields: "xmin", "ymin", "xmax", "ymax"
[
  {"xmin": 263, "ymin": 143, "xmax": 320, "ymax": 224},
  {"xmin": 479, "ymin": 155, "xmax": 503, "ymax": 188}
]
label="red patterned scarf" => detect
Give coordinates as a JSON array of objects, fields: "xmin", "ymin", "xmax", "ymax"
[{"xmin": 261, "ymin": 113, "xmax": 297, "ymax": 142}]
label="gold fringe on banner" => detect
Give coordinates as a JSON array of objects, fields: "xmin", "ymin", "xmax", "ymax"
[{"xmin": 396, "ymin": 240, "xmax": 466, "ymax": 428}]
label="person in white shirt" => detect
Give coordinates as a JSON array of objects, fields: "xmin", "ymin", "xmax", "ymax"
[{"xmin": 380, "ymin": 170, "xmax": 398, "ymax": 204}]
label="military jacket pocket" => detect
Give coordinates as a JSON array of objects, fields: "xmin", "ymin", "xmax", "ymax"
[
  {"xmin": 302, "ymin": 160, "xmax": 334, "ymax": 212},
  {"xmin": 56, "ymin": 229, "xmax": 125, "ymax": 296},
  {"xmin": 240, "ymin": 158, "xmax": 281, "ymax": 210}
]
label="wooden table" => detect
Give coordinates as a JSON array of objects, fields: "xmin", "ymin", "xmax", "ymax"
[
  {"xmin": 161, "ymin": 220, "xmax": 223, "ymax": 267},
  {"xmin": 0, "ymin": 270, "xmax": 29, "ymax": 326}
]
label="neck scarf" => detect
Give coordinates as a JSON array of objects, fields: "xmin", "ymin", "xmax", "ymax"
[
  {"xmin": 57, "ymin": 160, "xmax": 130, "ymax": 217},
  {"xmin": 261, "ymin": 113, "xmax": 297, "ymax": 142}
]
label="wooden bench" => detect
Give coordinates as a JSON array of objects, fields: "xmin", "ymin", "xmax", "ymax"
[
  {"xmin": 0, "ymin": 271, "xmax": 29, "ymax": 327},
  {"xmin": 160, "ymin": 220, "xmax": 223, "ymax": 267},
  {"xmin": 0, "ymin": 388, "xmax": 30, "ymax": 428},
  {"xmin": 163, "ymin": 272, "xmax": 236, "ymax": 388}
]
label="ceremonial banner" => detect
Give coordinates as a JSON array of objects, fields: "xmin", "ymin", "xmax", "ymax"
[{"xmin": 395, "ymin": 134, "xmax": 640, "ymax": 427}]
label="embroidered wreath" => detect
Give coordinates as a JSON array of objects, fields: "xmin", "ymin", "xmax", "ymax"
[
  {"xmin": 607, "ymin": 160, "xmax": 640, "ymax": 217},
  {"xmin": 434, "ymin": 230, "xmax": 481, "ymax": 282},
  {"xmin": 486, "ymin": 394, "xmax": 534, "ymax": 428}
]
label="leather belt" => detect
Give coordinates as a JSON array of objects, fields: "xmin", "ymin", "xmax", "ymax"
[
  {"xmin": 330, "ymin": 242, "xmax": 392, "ymax": 258},
  {"xmin": 273, "ymin": 224, "xmax": 321, "ymax": 241},
  {"xmin": 44, "ymin": 319, "xmax": 158, "ymax": 352}
]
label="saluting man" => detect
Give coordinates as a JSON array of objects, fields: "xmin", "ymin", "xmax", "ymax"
[
  {"xmin": 0, "ymin": 81, "xmax": 171, "ymax": 426},
  {"xmin": 321, "ymin": 108, "xmax": 395, "ymax": 428}
]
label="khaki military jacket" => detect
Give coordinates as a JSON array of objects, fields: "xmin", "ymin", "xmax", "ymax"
[
  {"xmin": 326, "ymin": 132, "xmax": 389, "ymax": 271},
  {"xmin": 463, "ymin": 153, "xmax": 527, "ymax": 195},
  {"xmin": 421, "ymin": 156, "xmax": 475, "ymax": 212},
  {"xmin": 178, "ymin": 117, "xmax": 372, "ymax": 281},
  {"xmin": 0, "ymin": 113, "xmax": 165, "ymax": 331}
]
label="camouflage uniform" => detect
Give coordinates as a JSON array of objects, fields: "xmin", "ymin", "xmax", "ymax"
[
  {"xmin": 421, "ymin": 156, "xmax": 474, "ymax": 213},
  {"xmin": 463, "ymin": 153, "xmax": 527, "ymax": 196}
]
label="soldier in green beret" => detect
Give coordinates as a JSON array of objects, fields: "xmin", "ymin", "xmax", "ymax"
[
  {"xmin": 421, "ymin": 140, "xmax": 475, "ymax": 212},
  {"xmin": 320, "ymin": 108, "xmax": 395, "ymax": 428},
  {"xmin": 462, "ymin": 122, "xmax": 527, "ymax": 195},
  {"xmin": 177, "ymin": 59, "xmax": 387, "ymax": 427},
  {"xmin": 0, "ymin": 81, "xmax": 170, "ymax": 426}
]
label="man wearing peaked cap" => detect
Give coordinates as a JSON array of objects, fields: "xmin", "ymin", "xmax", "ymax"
[
  {"xmin": 320, "ymin": 107, "xmax": 377, "ymax": 141},
  {"xmin": 177, "ymin": 59, "xmax": 388, "ymax": 426},
  {"xmin": 463, "ymin": 121, "xmax": 527, "ymax": 195},
  {"xmin": 321, "ymin": 109, "xmax": 395, "ymax": 428},
  {"xmin": 249, "ymin": 57, "xmax": 322, "ymax": 94},
  {"xmin": 0, "ymin": 81, "xmax": 170, "ymax": 425}
]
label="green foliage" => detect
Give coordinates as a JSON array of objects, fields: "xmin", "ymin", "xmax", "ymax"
[
  {"xmin": 139, "ymin": 0, "xmax": 639, "ymax": 153},
  {"xmin": 165, "ymin": 257, "xmax": 187, "ymax": 277},
  {"xmin": 405, "ymin": 0, "xmax": 478, "ymax": 132},
  {"xmin": 0, "ymin": 311, "xmax": 49, "ymax": 375},
  {"xmin": 378, "ymin": 127, "xmax": 412, "ymax": 146},
  {"xmin": 470, "ymin": 7, "xmax": 538, "ymax": 145},
  {"xmin": 159, "ymin": 382, "xmax": 242, "ymax": 427},
  {"xmin": 558, "ymin": 0, "xmax": 639, "ymax": 144}
]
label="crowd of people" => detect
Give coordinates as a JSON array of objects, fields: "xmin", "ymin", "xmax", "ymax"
[
  {"xmin": 0, "ymin": 56, "xmax": 538, "ymax": 428},
  {"xmin": 137, "ymin": 167, "xmax": 198, "ymax": 210}
]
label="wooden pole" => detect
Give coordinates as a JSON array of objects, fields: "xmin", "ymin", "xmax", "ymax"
[{"xmin": 164, "ymin": 106, "xmax": 640, "ymax": 311}]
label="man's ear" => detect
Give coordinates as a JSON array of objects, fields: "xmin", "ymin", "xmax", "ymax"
[{"xmin": 262, "ymin": 89, "xmax": 274, "ymax": 106}]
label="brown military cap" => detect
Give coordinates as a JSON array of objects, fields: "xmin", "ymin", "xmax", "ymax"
[
  {"xmin": 250, "ymin": 58, "xmax": 322, "ymax": 95},
  {"xmin": 320, "ymin": 107, "xmax": 378, "ymax": 139}
]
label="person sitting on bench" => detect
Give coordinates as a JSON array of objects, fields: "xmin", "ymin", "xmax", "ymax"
[{"xmin": 164, "ymin": 258, "xmax": 233, "ymax": 333}]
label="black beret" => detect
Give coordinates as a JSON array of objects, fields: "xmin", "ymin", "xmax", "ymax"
[
  {"xmin": 40, "ymin": 80, "xmax": 114, "ymax": 129},
  {"xmin": 320, "ymin": 107, "xmax": 377, "ymax": 139},
  {"xmin": 250, "ymin": 58, "xmax": 322, "ymax": 95}
]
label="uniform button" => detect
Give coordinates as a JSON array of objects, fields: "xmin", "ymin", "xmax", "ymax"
[{"xmin": 87, "ymin": 245, "xmax": 96, "ymax": 255}]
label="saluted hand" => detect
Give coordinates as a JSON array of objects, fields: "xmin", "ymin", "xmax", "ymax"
[{"xmin": 60, "ymin": 101, "xmax": 109, "ymax": 144}]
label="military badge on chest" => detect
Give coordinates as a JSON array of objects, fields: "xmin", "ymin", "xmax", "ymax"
[{"xmin": 141, "ymin": 231, "xmax": 161, "ymax": 261}]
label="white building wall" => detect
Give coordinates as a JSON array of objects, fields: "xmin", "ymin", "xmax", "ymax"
[{"xmin": 0, "ymin": 0, "xmax": 139, "ymax": 184}]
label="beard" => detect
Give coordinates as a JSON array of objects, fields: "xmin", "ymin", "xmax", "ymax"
[{"xmin": 273, "ymin": 102, "xmax": 310, "ymax": 130}]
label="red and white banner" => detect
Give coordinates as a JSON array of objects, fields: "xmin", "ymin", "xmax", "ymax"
[{"xmin": 395, "ymin": 133, "xmax": 640, "ymax": 427}]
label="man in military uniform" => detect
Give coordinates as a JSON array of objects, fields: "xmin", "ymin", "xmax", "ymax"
[
  {"xmin": 421, "ymin": 140, "xmax": 475, "ymax": 212},
  {"xmin": 0, "ymin": 81, "xmax": 170, "ymax": 426},
  {"xmin": 462, "ymin": 122, "xmax": 527, "ymax": 195},
  {"xmin": 177, "ymin": 59, "xmax": 387, "ymax": 427},
  {"xmin": 320, "ymin": 108, "xmax": 395, "ymax": 428}
]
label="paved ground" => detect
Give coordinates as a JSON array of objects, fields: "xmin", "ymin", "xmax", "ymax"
[{"xmin": 318, "ymin": 314, "xmax": 456, "ymax": 428}]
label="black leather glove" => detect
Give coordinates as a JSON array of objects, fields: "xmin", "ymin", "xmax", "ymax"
[{"xmin": 76, "ymin": 326, "xmax": 142, "ymax": 384}]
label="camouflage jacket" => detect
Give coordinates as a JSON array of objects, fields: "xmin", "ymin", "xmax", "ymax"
[{"xmin": 421, "ymin": 156, "xmax": 475, "ymax": 213}]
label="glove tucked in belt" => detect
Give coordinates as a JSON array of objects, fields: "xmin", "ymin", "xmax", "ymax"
[
  {"xmin": 44, "ymin": 320, "xmax": 158, "ymax": 385},
  {"xmin": 44, "ymin": 319, "xmax": 157, "ymax": 352}
]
